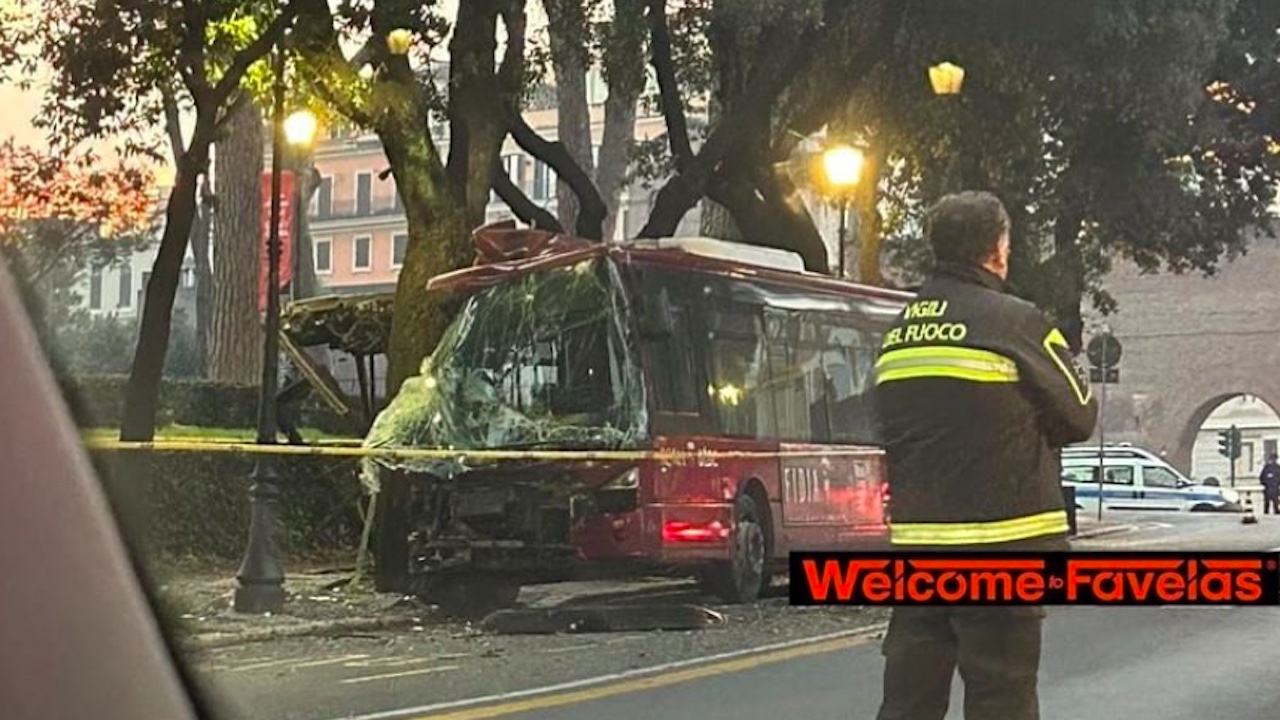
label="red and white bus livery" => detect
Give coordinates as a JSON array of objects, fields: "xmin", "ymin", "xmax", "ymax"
[{"xmin": 368, "ymin": 230, "xmax": 911, "ymax": 611}]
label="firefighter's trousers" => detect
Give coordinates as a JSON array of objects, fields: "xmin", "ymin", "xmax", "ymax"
[{"xmin": 874, "ymin": 605, "xmax": 1046, "ymax": 720}]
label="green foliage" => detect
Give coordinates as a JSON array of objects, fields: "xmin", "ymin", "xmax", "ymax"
[
  {"xmin": 59, "ymin": 373, "xmax": 361, "ymax": 434},
  {"xmin": 91, "ymin": 451, "xmax": 363, "ymax": 560},
  {"xmin": 830, "ymin": 0, "xmax": 1279, "ymax": 342}
]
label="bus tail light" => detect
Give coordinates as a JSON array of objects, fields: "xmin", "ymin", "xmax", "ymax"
[{"xmin": 663, "ymin": 520, "xmax": 730, "ymax": 543}]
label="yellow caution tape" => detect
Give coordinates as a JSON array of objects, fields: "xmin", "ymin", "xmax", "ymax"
[{"xmin": 80, "ymin": 437, "xmax": 883, "ymax": 462}]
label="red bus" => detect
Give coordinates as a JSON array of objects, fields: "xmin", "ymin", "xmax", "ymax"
[{"xmin": 368, "ymin": 231, "xmax": 911, "ymax": 614}]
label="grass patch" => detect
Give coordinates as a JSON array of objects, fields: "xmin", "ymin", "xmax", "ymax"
[{"xmin": 82, "ymin": 423, "xmax": 362, "ymax": 443}]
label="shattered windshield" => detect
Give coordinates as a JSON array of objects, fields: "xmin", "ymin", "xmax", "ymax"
[{"xmin": 362, "ymin": 256, "xmax": 647, "ymax": 484}]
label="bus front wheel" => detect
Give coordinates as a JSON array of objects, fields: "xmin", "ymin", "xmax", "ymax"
[{"xmin": 699, "ymin": 492, "xmax": 768, "ymax": 604}]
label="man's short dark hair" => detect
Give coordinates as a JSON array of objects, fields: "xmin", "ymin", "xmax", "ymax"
[{"xmin": 926, "ymin": 191, "xmax": 1011, "ymax": 266}]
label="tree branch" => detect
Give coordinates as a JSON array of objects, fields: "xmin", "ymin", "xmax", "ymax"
[
  {"xmin": 160, "ymin": 85, "xmax": 186, "ymax": 160},
  {"xmin": 179, "ymin": 0, "xmax": 210, "ymax": 92},
  {"xmin": 212, "ymin": 8, "xmax": 298, "ymax": 104},
  {"xmin": 646, "ymin": 0, "xmax": 692, "ymax": 171},
  {"xmin": 506, "ymin": 108, "xmax": 608, "ymax": 239},
  {"xmin": 770, "ymin": 0, "xmax": 908, "ymax": 160},
  {"xmin": 293, "ymin": 0, "xmax": 376, "ymax": 128},
  {"xmin": 492, "ymin": 156, "xmax": 564, "ymax": 233},
  {"xmin": 497, "ymin": 0, "xmax": 527, "ymax": 97},
  {"xmin": 638, "ymin": 0, "xmax": 891, "ymax": 239}
]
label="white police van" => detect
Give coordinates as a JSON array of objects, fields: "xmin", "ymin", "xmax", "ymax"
[{"xmin": 1060, "ymin": 444, "xmax": 1241, "ymax": 513}]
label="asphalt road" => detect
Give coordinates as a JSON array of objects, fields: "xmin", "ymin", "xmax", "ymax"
[
  {"xmin": 449, "ymin": 605, "xmax": 1280, "ymax": 720},
  {"xmin": 195, "ymin": 512, "xmax": 1280, "ymax": 720}
]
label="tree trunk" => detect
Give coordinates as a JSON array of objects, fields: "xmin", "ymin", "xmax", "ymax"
[
  {"xmin": 698, "ymin": 82, "xmax": 741, "ymax": 239},
  {"xmin": 116, "ymin": 122, "xmax": 214, "ymax": 553},
  {"xmin": 597, "ymin": 0, "xmax": 646, "ymax": 241},
  {"xmin": 382, "ymin": 123, "xmax": 474, "ymax": 394},
  {"xmin": 191, "ymin": 174, "xmax": 214, "ymax": 377},
  {"xmin": 700, "ymin": 199, "xmax": 741, "ymax": 238},
  {"xmin": 544, "ymin": 0, "xmax": 595, "ymax": 234},
  {"xmin": 292, "ymin": 162, "xmax": 320, "ymax": 300},
  {"xmin": 598, "ymin": 98, "xmax": 636, "ymax": 241},
  {"xmin": 208, "ymin": 100, "xmax": 265, "ymax": 384}
]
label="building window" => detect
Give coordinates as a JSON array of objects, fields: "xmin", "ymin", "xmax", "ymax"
[
  {"xmin": 117, "ymin": 262, "xmax": 133, "ymax": 308},
  {"xmin": 392, "ymin": 233, "xmax": 408, "ymax": 269},
  {"xmin": 314, "ymin": 176, "xmax": 333, "ymax": 217},
  {"xmin": 314, "ymin": 238, "xmax": 332, "ymax": 273},
  {"xmin": 491, "ymin": 155, "xmax": 521, "ymax": 204},
  {"xmin": 391, "ymin": 179, "xmax": 403, "ymax": 212},
  {"xmin": 89, "ymin": 268, "xmax": 103, "ymax": 310},
  {"xmin": 356, "ymin": 172, "xmax": 372, "ymax": 215},
  {"xmin": 353, "ymin": 235, "xmax": 372, "ymax": 271},
  {"xmin": 586, "ymin": 66, "xmax": 608, "ymax": 105},
  {"xmin": 532, "ymin": 160, "xmax": 556, "ymax": 201}
]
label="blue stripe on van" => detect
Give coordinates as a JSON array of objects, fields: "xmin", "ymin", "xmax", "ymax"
[{"xmin": 1068, "ymin": 487, "xmax": 1225, "ymax": 503}]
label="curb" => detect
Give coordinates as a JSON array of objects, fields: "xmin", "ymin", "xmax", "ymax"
[
  {"xmin": 1070, "ymin": 524, "xmax": 1138, "ymax": 541},
  {"xmin": 183, "ymin": 615, "xmax": 422, "ymax": 651}
]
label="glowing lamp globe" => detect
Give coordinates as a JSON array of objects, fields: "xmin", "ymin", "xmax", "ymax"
[
  {"xmin": 387, "ymin": 29, "xmax": 414, "ymax": 56},
  {"xmin": 929, "ymin": 62, "xmax": 965, "ymax": 95}
]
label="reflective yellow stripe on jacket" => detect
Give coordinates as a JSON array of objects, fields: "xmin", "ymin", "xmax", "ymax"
[
  {"xmin": 875, "ymin": 345, "xmax": 1020, "ymax": 385},
  {"xmin": 890, "ymin": 510, "xmax": 1069, "ymax": 545}
]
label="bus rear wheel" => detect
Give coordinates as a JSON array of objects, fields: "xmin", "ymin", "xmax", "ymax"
[{"xmin": 699, "ymin": 493, "xmax": 768, "ymax": 604}]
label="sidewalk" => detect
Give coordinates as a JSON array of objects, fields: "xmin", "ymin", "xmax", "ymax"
[
  {"xmin": 156, "ymin": 564, "xmax": 697, "ymax": 651},
  {"xmin": 1071, "ymin": 514, "xmax": 1138, "ymax": 540}
]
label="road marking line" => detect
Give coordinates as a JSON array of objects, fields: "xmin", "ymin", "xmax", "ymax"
[
  {"xmin": 322, "ymin": 624, "xmax": 888, "ymax": 720},
  {"xmin": 412, "ymin": 637, "xmax": 873, "ymax": 719},
  {"xmin": 289, "ymin": 654, "xmax": 372, "ymax": 670},
  {"xmin": 341, "ymin": 666, "xmax": 461, "ymax": 685},
  {"xmin": 539, "ymin": 644, "xmax": 598, "ymax": 654},
  {"xmin": 226, "ymin": 657, "xmax": 320, "ymax": 673},
  {"xmin": 345, "ymin": 657, "xmax": 446, "ymax": 670}
]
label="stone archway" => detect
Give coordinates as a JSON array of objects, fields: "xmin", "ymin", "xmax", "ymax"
[
  {"xmin": 1175, "ymin": 393, "xmax": 1243, "ymax": 467},
  {"xmin": 1174, "ymin": 393, "xmax": 1280, "ymax": 483}
]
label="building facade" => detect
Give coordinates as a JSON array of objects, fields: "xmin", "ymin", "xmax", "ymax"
[{"xmin": 304, "ymin": 100, "xmax": 700, "ymax": 297}]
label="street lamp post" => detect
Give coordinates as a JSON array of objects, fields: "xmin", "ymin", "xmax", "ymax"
[
  {"xmin": 820, "ymin": 144, "xmax": 864, "ymax": 280},
  {"xmin": 929, "ymin": 61, "xmax": 966, "ymax": 191},
  {"xmin": 835, "ymin": 199, "xmax": 849, "ymax": 280},
  {"xmin": 233, "ymin": 42, "xmax": 317, "ymax": 614}
]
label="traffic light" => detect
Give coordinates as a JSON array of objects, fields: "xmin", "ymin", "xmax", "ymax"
[{"xmin": 1218, "ymin": 426, "xmax": 1243, "ymax": 460}]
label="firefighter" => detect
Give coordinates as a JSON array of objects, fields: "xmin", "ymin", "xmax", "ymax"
[{"xmin": 872, "ymin": 191, "xmax": 1098, "ymax": 720}]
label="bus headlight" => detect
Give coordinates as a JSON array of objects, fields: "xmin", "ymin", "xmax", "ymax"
[{"xmin": 602, "ymin": 468, "xmax": 639, "ymax": 490}]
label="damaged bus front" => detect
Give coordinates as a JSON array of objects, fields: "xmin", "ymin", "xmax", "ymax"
[{"xmin": 362, "ymin": 250, "xmax": 650, "ymax": 613}]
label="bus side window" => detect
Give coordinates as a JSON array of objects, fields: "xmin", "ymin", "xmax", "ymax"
[
  {"xmin": 647, "ymin": 303, "xmax": 700, "ymax": 415},
  {"xmin": 824, "ymin": 318, "xmax": 880, "ymax": 444},
  {"xmin": 764, "ymin": 310, "xmax": 821, "ymax": 443},
  {"xmin": 707, "ymin": 307, "xmax": 771, "ymax": 439}
]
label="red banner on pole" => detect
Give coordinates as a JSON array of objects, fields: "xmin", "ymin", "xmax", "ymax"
[{"xmin": 258, "ymin": 169, "xmax": 296, "ymax": 312}]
